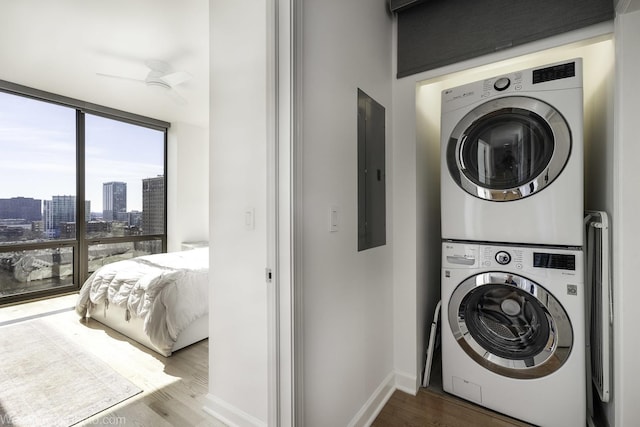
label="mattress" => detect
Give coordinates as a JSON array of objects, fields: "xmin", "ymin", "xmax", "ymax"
[{"xmin": 89, "ymin": 301, "xmax": 208, "ymax": 356}]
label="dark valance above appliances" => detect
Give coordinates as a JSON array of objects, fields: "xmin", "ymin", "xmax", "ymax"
[{"xmin": 395, "ymin": 0, "xmax": 614, "ymax": 78}]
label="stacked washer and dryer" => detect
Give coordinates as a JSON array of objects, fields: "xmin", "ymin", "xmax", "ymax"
[{"xmin": 439, "ymin": 59, "xmax": 586, "ymax": 427}]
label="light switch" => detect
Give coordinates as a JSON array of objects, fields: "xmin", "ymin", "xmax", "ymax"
[{"xmin": 329, "ymin": 206, "xmax": 339, "ymax": 232}]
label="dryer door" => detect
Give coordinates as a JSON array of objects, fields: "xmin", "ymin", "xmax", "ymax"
[
  {"xmin": 446, "ymin": 96, "xmax": 571, "ymax": 201},
  {"xmin": 448, "ymin": 271, "xmax": 573, "ymax": 379}
]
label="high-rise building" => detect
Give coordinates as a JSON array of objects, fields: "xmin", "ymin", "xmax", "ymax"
[
  {"xmin": 84, "ymin": 200, "xmax": 91, "ymax": 222},
  {"xmin": 44, "ymin": 195, "xmax": 76, "ymax": 238},
  {"xmin": 0, "ymin": 197, "xmax": 42, "ymax": 221},
  {"xmin": 103, "ymin": 181, "xmax": 127, "ymax": 222},
  {"xmin": 142, "ymin": 176, "xmax": 164, "ymax": 235}
]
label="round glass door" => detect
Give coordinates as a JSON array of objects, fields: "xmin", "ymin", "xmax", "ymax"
[
  {"xmin": 446, "ymin": 96, "xmax": 572, "ymax": 201},
  {"xmin": 449, "ymin": 272, "xmax": 573, "ymax": 379}
]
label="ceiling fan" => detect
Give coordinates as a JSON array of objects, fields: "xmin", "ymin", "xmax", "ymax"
[{"xmin": 97, "ymin": 59, "xmax": 191, "ymax": 105}]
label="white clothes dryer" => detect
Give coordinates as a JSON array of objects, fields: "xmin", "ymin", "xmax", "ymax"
[
  {"xmin": 441, "ymin": 241, "xmax": 586, "ymax": 426},
  {"xmin": 441, "ymin": 59, "xmax": 583, "ymax": 246}
]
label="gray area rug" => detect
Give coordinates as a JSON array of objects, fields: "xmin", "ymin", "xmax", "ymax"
[{"xmin": 0, "ymin": 319, "xmax": 142, "ymax": 427}]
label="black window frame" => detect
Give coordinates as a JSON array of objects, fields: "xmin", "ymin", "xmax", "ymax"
[{"xmin": 0, "ymin": 80, "xmax": 169, "ymax": 305}]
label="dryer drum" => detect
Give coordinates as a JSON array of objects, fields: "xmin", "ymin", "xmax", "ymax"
[
  {"xmin": 446, "ymin": 96, "xmax": 572, "ymax": 202},
  {"xmin": 458, "ymin": 111, "xmax": 554, "ymax": 190},
  {"xmin": 449, "ymin": 272, "xmax": 573, "ymax": 379}
]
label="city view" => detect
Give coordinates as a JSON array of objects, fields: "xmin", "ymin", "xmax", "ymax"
[
  {"xmin": 0, "ymin": 177, "xmax": 165, "ymax": 297},
  {"xmin": 0, "ymin": 89, "xmax": 166, "ymax": 299}
]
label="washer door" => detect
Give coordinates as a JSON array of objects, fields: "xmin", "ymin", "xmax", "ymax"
[
  {"xmin": 446, "ymin": 96, "xmax": 571, "ymax": 201},
  {"xmin": 449, "ymin": 272, "xmax": 573, "ymax": 379}
]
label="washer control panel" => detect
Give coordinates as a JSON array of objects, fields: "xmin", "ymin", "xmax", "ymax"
[
  {"xmin": 481, "ymin": 246, "xmax": 524, "ymax": 269},
  {"xmin": 442, "ymin": 242, "xmax": 583, "ymax": 283}
]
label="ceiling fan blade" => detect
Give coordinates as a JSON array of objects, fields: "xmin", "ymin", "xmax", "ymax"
[
  {"xmin": 144, "ymin": 59, "xmax": 171, "ymax": 73},
  {"xmin": 161, "ymin": 70, "xmax": 192, "ymax": 87},
  {"xmin": 96, "ymin": 72, "xmax": 145, "ymax": 84}
]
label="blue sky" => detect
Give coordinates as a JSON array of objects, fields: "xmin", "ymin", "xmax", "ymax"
[{"xmin": 0, "ymin": 91, "xmax": 164, "ymax": 212}]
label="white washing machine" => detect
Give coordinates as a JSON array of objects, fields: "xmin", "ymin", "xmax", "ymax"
[
  {"xmin": 440, "ymin": 59, "xmax": 583, "ymax": 246},
  {"xmin": 441, "ymin": 241, "xmax": 586, "ymax": 427}
]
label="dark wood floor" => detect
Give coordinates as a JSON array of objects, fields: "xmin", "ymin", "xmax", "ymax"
[
  {"xmin": 372, "ymin": 351, "xmax": 532, "ymax": 427},
  {"xmin": 372, "ymin": 387, "xmax": 532, "ymax": 427}
]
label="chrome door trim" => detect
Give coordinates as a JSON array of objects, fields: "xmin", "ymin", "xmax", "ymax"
[
  {"xmin": 447, "ymin": 96, "xmax": 572, "ymax": 201},
  {"xmin": 449, "ymin": 272, "xmax": 573, "ymax": 379}
]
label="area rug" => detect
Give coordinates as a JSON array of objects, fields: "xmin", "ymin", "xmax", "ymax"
[{"xmin": 0, "ymin": 319, "xmax": 142, "ymax": 427}]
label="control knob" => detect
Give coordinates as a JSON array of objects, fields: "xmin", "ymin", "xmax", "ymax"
[
  {"xmin": 495, "ymin": 251, "xmax": 511, "ymax": 265},
  {"xmin": 494, "ymin": 77, "xmax": 511, "ymax": 91}
]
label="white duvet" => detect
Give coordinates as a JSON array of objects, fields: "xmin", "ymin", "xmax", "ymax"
[{"xmin": 75, "ymin": 248, "xmax": 209, "ymax": 355}]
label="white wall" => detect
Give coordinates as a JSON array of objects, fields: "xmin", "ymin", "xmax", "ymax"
[
  {"xmin": 166, "ymin": 122, "xmax": 209, "ymax": 252},
  {"xmin": 613, "ymin": 8, "xmax": 640, "ymax": 426},
  {"xmin": 391, "ymin": 35, "xmax": 421, "ymax": 392},
  {"xmin": 299, "ymin": 1, "xmax": 395, "ymax": 425},
  {"xmin": 204, "ymin": 1, "xmax": 269, "ymax": 425}
]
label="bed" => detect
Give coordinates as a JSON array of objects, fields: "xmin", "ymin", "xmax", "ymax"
[{"xmin": 75, "ymin": 247, "xmax": 209, "ymax": 357}]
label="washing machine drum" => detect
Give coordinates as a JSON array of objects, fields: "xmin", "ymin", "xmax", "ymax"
[
  {"xmin": 446, "ymin": 96, "xmax": 572, "ymax": 201},
  {"xmin": 449, "ymin": 272, "xmax": 573, "ymax": 379}
]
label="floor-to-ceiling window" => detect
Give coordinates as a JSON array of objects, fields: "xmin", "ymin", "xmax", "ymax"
[{"xmin": 0, "ymin": 84, "xmax": 168, "ymax": 304}]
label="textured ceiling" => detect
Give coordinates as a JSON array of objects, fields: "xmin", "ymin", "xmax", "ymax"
[{"xmin": 0, "ymin": 0, "xmax": 209, "ymax": 128}]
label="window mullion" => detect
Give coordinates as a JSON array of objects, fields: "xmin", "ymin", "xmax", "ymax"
[{"xmin": 76, "ymin": 110, "xmax": 86, "ymax": 286}]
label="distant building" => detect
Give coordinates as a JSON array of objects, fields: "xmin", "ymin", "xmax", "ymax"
[
  {"xmin": 0, "ymin": 197, "xmax": 41, "ymax": 221},
  {"xmin": 116, "ymin": 211, "xmax": 129, "ymax": 223},
  {"xmin": 103, "ymin": 182, "xmax": 127, "ymax": 222},
  {"xmin": 142, "ymin": 176, "xmax": 164, "ymax": 235},
  {"xmin": 84, "ymin": 200, "xmax": 91, "ymax": 222},
  {"xmin": 86, "ymin": 221, "xmax": 110, "ymax": 235},
  {"xmin": 128, "ymin": 210, "xmax": 142, "ymax": 228},
  {"xmin": 32, "ymin": 221, "xmax": 44, "ymax": 233},
  {"xmin": 59, "ymin": 222, "xmax": 76, "ymax": 239},
  {"xmin": 44, "ymin": 195, "xmax": 76, "ymax": 238},
  {"xmin": 0, "ymin": 226, "xmax": 24, "ymax": 240}
]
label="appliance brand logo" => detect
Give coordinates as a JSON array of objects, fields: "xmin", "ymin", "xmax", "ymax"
[{"xmin": 449, "ymin": 90, "xmax": 474, "ymax": 101}]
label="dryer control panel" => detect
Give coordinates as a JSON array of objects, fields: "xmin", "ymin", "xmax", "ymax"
[{"xmin": 440, "ymin": 58, "xmax": 583, "ymax": 115}]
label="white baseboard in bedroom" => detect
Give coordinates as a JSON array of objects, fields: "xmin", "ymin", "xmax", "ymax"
[
  {"xmin": 347, "ymin": 371, "xmax": 396, "ymax": 427},
  {"xmin": 202, "ymin": 394, "xmax": 267, "ymax": 427}
]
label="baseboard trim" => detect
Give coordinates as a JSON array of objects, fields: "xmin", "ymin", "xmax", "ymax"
[
  {"xmin": 202, "ymin": 370, "xmax": 417, "ymax": 427},
  {"xmin": 202, "ymin": 393, "xmax": 267, "ymax": 427},
  {"xmin": 394, "ymin": 370, "xmax": 419, "ymax": 395},
  {"xmin": 347, "ymin": 371, "xmax": 396, "ymax": 427}
]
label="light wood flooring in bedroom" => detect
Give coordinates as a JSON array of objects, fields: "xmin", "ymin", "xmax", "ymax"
[
  {"xmin": 0, "ymin": 294, "xmax": 530, "ymax": 427},
  {"xmin": 0, "ymin": 293, "xmax": 223, "ymax": 427}
]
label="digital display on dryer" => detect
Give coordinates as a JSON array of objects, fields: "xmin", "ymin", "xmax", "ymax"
[
  {"xmin": 532, "ymin": 62, "xmax": 575, "ymax": 84},
  {"xmin": 533, "ymin": 252, "xmax": 576, "ymax": 270}
]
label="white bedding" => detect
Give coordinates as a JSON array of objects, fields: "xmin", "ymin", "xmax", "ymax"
[{"xmin": 76, "ymin": 247, "xmax": 209, "ymax": 356}]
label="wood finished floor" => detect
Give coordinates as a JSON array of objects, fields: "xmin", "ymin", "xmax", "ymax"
[
  {"xmin": 0, "ymin": 294, "xmax": 225, "ymax": 427},
  {"xmin": 0, "ymin": 294, "xmax": 530, "ymax": 426},
  {"xmin": 371, "ymin": 348, "xmax": 531, "ymax": 427},
  {"xmin": 372, "ymin": 388, "xmax": 531, "ymax": 427}
]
